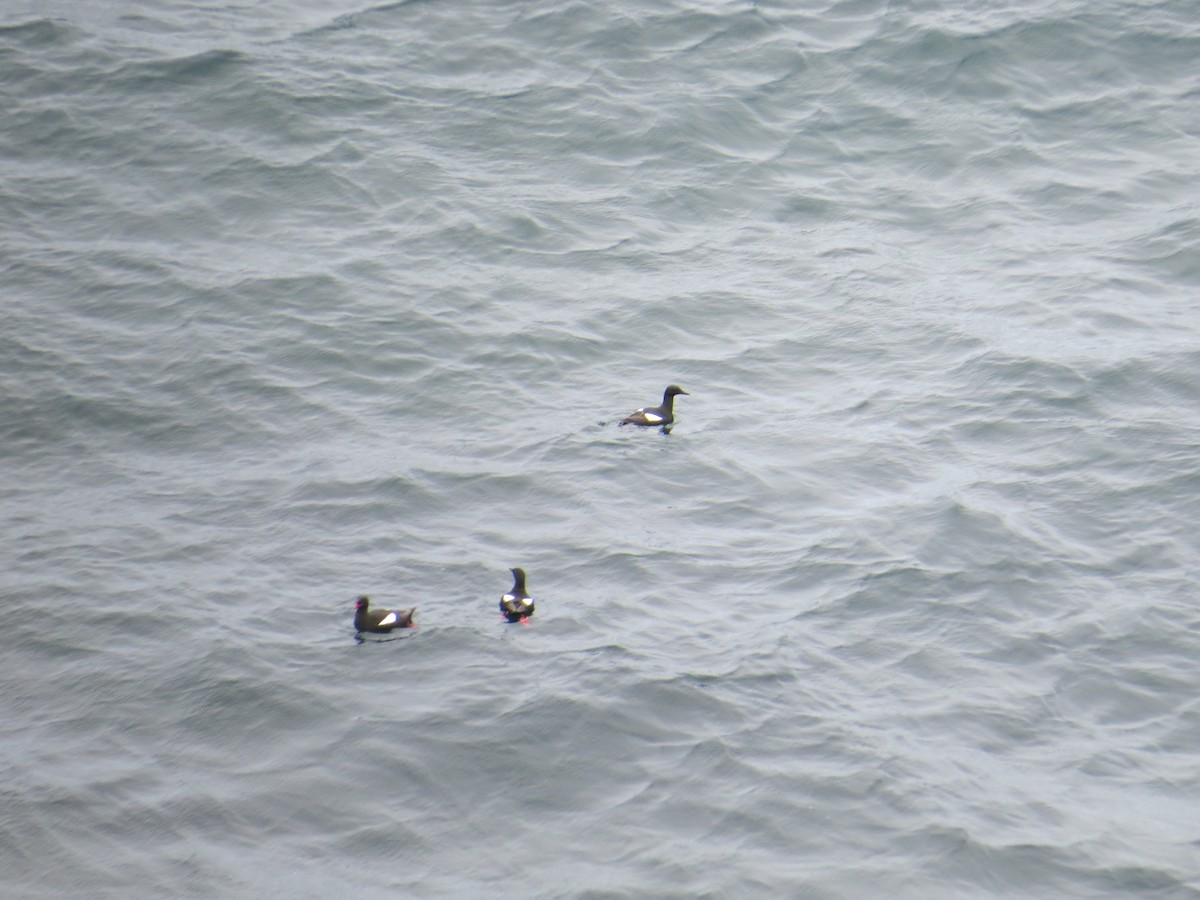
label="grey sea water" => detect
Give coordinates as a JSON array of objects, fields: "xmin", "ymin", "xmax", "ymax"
[{"xmin": 3, "ymin": 0, "xmax": 1199, "ymax": 896}]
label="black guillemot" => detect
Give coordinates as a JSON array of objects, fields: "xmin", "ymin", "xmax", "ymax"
[
  {"xmin": 354, "ymin": 595, "xmax": 416, "ymax": 634},
  {"xmin": 619, "ymin": 384, "xmax": 689, "ymax": 427},
  {"xmin": 499, "ymin": 567, "xmax": 535, "ymax": 623}
]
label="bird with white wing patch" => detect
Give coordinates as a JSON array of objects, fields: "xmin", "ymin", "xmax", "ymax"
[
  {"xmin": 619, "ymin": 384, "xmax": 689, "ymax": 428},
  {"xmin": 353, "ymin": 595, "xmax": 416, "ymax": 635},
  {"xmin": 499, "ymin": 567, "xmax": 536, "ymax": 623}
]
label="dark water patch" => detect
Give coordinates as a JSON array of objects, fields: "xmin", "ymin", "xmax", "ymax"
[
  {"xmin": 0, "ymin": 17, "xmax": 78, "ymax": 46},
  {"xmin": 1116, "ymin": 217, "xmax": 1200, "ymax": 286},
  {"xmin": 114, "ymin": 47, "xmax": 244, "ymax": 89}
]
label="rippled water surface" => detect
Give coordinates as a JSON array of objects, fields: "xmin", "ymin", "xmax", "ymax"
[{"xmin": 3, "ymin": 1, "xmax": 1199, "ymax": 897}]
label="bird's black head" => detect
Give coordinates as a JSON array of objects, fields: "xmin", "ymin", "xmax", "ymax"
[
  {"xmin": 665, "ymin": 384, "xmax": 688, "ymax": 397},
  {"xmin": 354, "ymin": 595, "xmax": 369, "ymax": 609}
]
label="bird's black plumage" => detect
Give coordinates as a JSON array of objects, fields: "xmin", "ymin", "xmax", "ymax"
[
  {"xmin": 354, "ymin": 595, "xmax": 416, "ymax": 633},
  {"xmin": 620, "ymin": 384, "xmax": 689, "ymax": 427},
  {"xmin": 499, "ymin": 568, "xmax": 535, "ymax": 622}
]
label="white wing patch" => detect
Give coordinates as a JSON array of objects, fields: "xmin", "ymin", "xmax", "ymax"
[
  {"xmin": 502, "ymin": 593, "xmax": 515, "ymax": 602},
  {"xmin": 642, "ymin": 411, "xmax": 663, "ymax": 423},
  {"xmin": 377, "ymin": 612, "xmax": 398, "ymax": 627}
]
